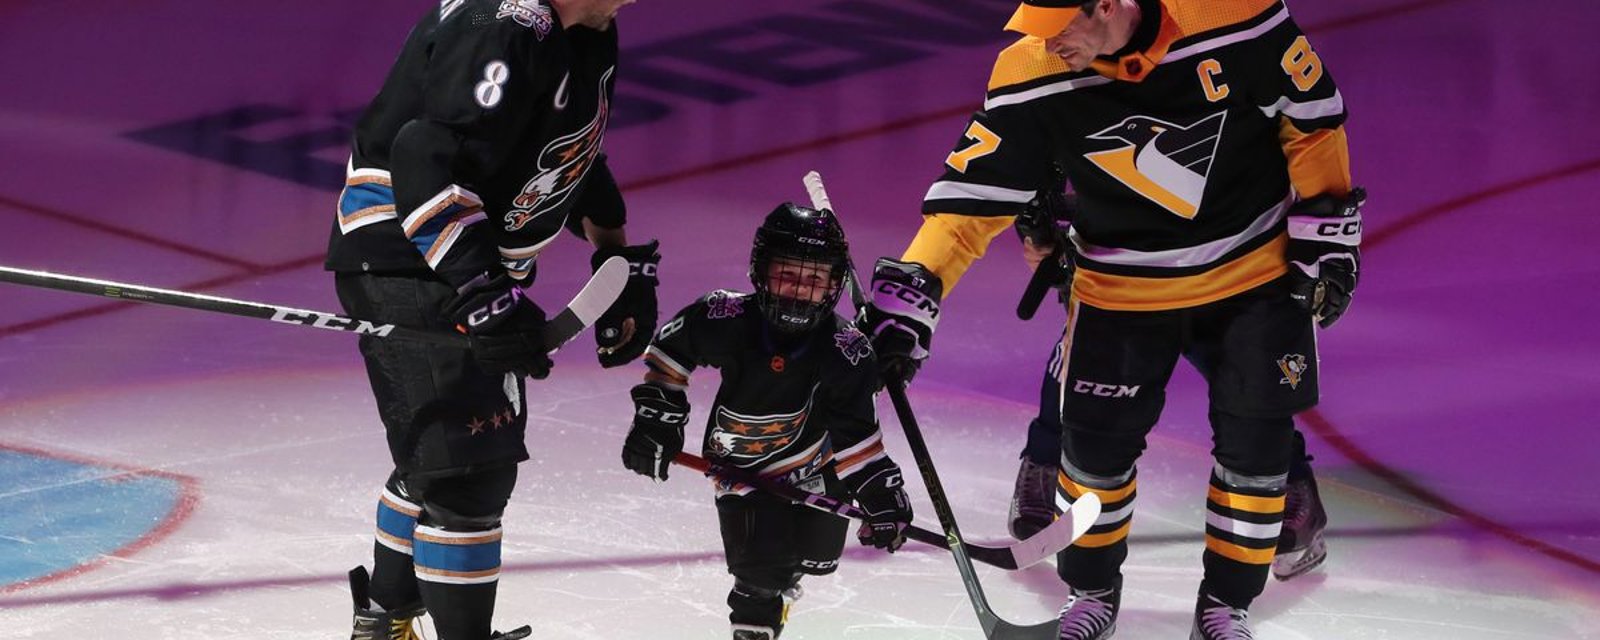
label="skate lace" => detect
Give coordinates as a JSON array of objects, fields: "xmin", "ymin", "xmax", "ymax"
[
  {"xmin": 1016, "ymin": 459, "xmax": 1058, "ymax": 515},
  {"xmin": 1196, "ymin": 596, "xmax": 1253, "ymax": 640},
  {"xmin": 351, "ymin": 615, "xmax": 421, "ymax": 640},
  {"xmin": 1283, "ymin": 481, "xmax": 1310, "ymax": 528},
  {"xmin": 1057, "ymin": 587, "xmax": 1116, "ymax": 639}
]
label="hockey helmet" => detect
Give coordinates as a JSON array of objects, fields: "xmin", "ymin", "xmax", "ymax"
[{"xmin": 749, "ymin": 203, "xmax": 852, "ymax": 333}]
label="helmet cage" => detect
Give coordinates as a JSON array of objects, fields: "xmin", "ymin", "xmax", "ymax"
[{"xmin": 748, "ymin": 204, "xmax": 852, "ymax": 333}]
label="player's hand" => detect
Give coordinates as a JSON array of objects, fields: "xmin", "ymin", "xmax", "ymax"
[
  {"xmin": 443, "ymin": 273, "xmax": 553, "ymax": 379},
  {"xmin": 1021, "ymin": 236, "xmax": 1055, "ymax": 272},
  {"xmin": 592, "ymin": 242, "xmax": 660, "ymax": 367},
  {"xmin": 857, "ymin": 258, "xmax": 943, "ymax": 388},
  {"xmin": 621, "ymin": 383, "xmax": 688, "ymax": 481},
  {"xmin": 845, "ymin": 459, "xmax": 913, "ymax": 552},
  {"xmin": 1286, "ymin": 188, "xmax": 1364, "ymax": 328}
]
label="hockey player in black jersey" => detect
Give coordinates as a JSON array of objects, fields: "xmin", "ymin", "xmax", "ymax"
[
  {"xmin": 325, "ymin": 1, "xmax": 656, "ymax": 639},
  {"xmin": 858, "ymin": 0, "xmax": 1363, "ymax": 638},
  {"xmin": 620, "ymin": 203, "xmax": 914, "ymax": 640}
]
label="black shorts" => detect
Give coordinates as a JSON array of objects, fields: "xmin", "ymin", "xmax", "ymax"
[
  {"xmin": 1058, "ymin": 276, "xmax": 1319, "ymax": 432},
  {"xmin": 716, "ymin": 475, "xmax": 849, "ymax": 580},
  {"xmin": 335, "ymin": 271, "xmax": 529, "ymax": 478}
]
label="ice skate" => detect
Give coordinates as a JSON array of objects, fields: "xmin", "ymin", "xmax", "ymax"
[
  {"xmin": 1189, "ymin": 592, "xmax": 1253, "ymax": 640},
  {"xmin": 1055, "ymin": 580, "xmax": 1119, "ymax": 640},
  {"xmin": 1009, "ymin": 456, "xmax": 1060, "ymax": 539}
]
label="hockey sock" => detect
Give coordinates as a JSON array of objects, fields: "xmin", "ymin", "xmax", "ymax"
[
  {"xmin": 1200, "ymin": 464, "xmax": 1286, "ymax": 608},
  {"xmin": 370, "ymin": 485, "xmax": 423, "ymax": 609},
  {"xmin": 1056, "ymin": 460, "xmax": 1136, "ymax": 591},
  {"xmin": 414, "ymin": 523, "xmax": 502, "ymax": 640}
]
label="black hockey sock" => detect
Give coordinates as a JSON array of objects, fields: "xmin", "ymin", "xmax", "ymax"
[
  {"xmin": 421, "ymin": 580, "xmax": 498, "ymax": 640},
  {"xmin": 370, "ymin": 542, "xmax": 421, "ymax": 610},
  {"xmin": 370, "ymin": 484, "xmax": 423, "ymax": 609}
]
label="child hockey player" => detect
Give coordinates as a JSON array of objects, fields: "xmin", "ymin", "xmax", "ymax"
[{"xmin": 620, "ymin": 202, "xmax": 914, "ymax": 639}]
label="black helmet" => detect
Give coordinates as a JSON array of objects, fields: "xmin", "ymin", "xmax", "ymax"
[{"xmin": 748, "ymin": 203, "xmax": 852, "ymax": 333}]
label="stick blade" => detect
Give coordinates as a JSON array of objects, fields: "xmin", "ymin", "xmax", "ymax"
[{"xmin": 540, "ymin": 256, "xmax": 630, "ymax": 352}]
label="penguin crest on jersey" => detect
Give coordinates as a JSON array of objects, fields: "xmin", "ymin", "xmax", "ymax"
[{"xmin": 1085, "ymin": 111, "xmax": 1226, "ymax": 219}]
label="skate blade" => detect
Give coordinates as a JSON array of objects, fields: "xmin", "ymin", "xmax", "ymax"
[{"xmin": 1271, "ymin": 533, "xmax": 1327, "ymax": 581}]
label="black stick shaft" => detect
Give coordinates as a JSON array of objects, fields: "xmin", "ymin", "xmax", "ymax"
[
  {"xmin": 0, "ymin": 265, "xmax": 469, "ymax": 347},
  {"xmin": 886, "ymin": 383, "xmax": 1005, "ymax": 635}
]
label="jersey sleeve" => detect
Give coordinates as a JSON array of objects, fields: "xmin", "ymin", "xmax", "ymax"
[
  {"xmin": 642, "ymin": 290, "xmax": 743, "ymax": 389},
  {"xmin": 904, "ymin": 40, "xmax": 1061, "ymax": 292},
  {"xmin": 562, "ymin": 154, "xmax": 627, "ymax": 240},
  {"xmin": 815, "ymin": 322, "xmax": 888, "ymax": 481},
  {"xmin": 1249, "ymin": 10, "xmax": 1351, "ymax": 199},
  {"xmin": 388, "ymin": 22, "xmax": 552, "ymax": 285}
]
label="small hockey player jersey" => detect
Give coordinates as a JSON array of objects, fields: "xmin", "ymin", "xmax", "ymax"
[
  {"xmin": 326, "ymin": 0, "xmax": 624, "ymax": 286},
  {"xmin": 644, "ymin": 291, "xmax": 886, "ymax": 497},
  {"xmin": 906, "ymin": 0, "xmax": 1351, "ymax": 310}
]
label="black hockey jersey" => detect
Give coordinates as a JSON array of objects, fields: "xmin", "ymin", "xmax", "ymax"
[
  {"xmin": 644, "ymin": 291, "xmax": 884, "ymax": 497},
  {"xmin": 325, "ymin": 0, "xmax": 624, "ymax": 286},
  {"xmin": 905, "ymin": 0, "xmax": 1351, "ymax": 311}
]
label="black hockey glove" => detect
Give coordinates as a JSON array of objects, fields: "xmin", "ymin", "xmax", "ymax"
[
  {"xmin": 1286, "ymin": 188, "xmax": 1365, "ymax": 329},
  {"xmin": 843, "ymin": 458, "xmax": 913, "ymax": 552},
  {"xmin": 592, "ymin": 241, "xmax": 660, "ymax": 368},
  {"xmin": 857, "ymin": 258, "xmax": 943, "ymax": 388},
  {"xmin": 444, "ymin": 273, "xmax": 553, "ymax": 379},
  {"xmin": 621, "ymin": 383, "xmax": 689, "ymax": 481}
]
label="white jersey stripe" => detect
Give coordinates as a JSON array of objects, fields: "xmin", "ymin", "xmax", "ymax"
[
  {"xmin": 925, "ymin": 180, "xmax": 1036, "ymax": 204},
  {"xmin": 1071, "ymin": 192, "xmax": 1293, "ymax": 269}
]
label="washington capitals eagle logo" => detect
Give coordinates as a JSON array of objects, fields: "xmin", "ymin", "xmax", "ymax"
[
  {"xmin": 1085, "ymin": 111, "xmax": 1226, "ymax": 219},
  {"xmin": 709, "ymin": 401, "xmax": 810, "ymax": 463},
  {"xmin": 503, "ymin": 67, "xmax": 614, "ymax": 232}
]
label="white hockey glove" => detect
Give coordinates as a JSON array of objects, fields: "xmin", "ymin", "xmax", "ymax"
[{"xmin": 857, "ymin": 258, "xmax": 943, "ymax": 387}]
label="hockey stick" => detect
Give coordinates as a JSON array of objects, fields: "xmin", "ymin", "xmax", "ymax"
[
  {"xmin": 0, "ymin": 257, "xmax": 629, "ymax": 353},
  {"xmin": 673, "ymin": 451, "xmax": 1096, "ymax": 570},
  {"xmin": 886, "ymin": 384, "xmax": 1061, "ymax": 639},
  {"xmin": 803, "ymin": 172, "xmax": 1071, "ymax": 638}
]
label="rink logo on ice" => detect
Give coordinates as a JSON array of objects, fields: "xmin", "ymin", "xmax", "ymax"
[
  {"xmin": 124, "ymin": 1, "xmax": 1018, "ymax": 190},
  {"xmin": 0, "ymin": 445, "xmax": 198, "ymax": 592},
  {"xmin": 1072, "ymin": 379, "xmax": 1140, "ymax": 398},
  {"xmin": 1277, "ymin": 353, "xmax": 1308, "ymax": 389}
]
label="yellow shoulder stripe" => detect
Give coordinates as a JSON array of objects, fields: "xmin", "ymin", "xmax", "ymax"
[
  {"xmin": 989, "ymin": 36, "xmax": 1073, "ymax": 92},
  {"xmin": 1164, "ymin": 0, "xmax": 1282, "ymax": 37}
]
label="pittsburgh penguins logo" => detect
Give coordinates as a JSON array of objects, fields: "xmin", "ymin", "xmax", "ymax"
[
  {"xmin": 1277, "ymin": 353, "xmax": 1308, "ymax": 389},
  {"xmin": 503, "ymin": 67, "xmax": 614, "ymax": 232},
  {"xmin": 709, "ymin": 401, "xmax": 810, "ymax": 463},
  {"xmin": 1085, "ymin": 111, "xmax": 1226, "ymax": 219}
]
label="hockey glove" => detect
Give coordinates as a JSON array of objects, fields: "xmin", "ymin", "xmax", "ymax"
[
  {"xmin": 621, "ymin": 383, "xmax": 689, "ymax": 481},
  {"xmin": 1286, "ymin": 188, "xmax": 1365, "ymax": 328},
  {"xmin": 843, "ymin": 458, "xmax": 913, "ymax": 552},
  {"xmin": 857, "ymin": 258, "xmax": 943, "ymax": 388},
  {"xmin": 444, "ymin": 273, "xmax": 553, "ymax": 379},
  {"xmin": 592, "ymin": 241, "xmax": 660, "ymax": 368}
]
